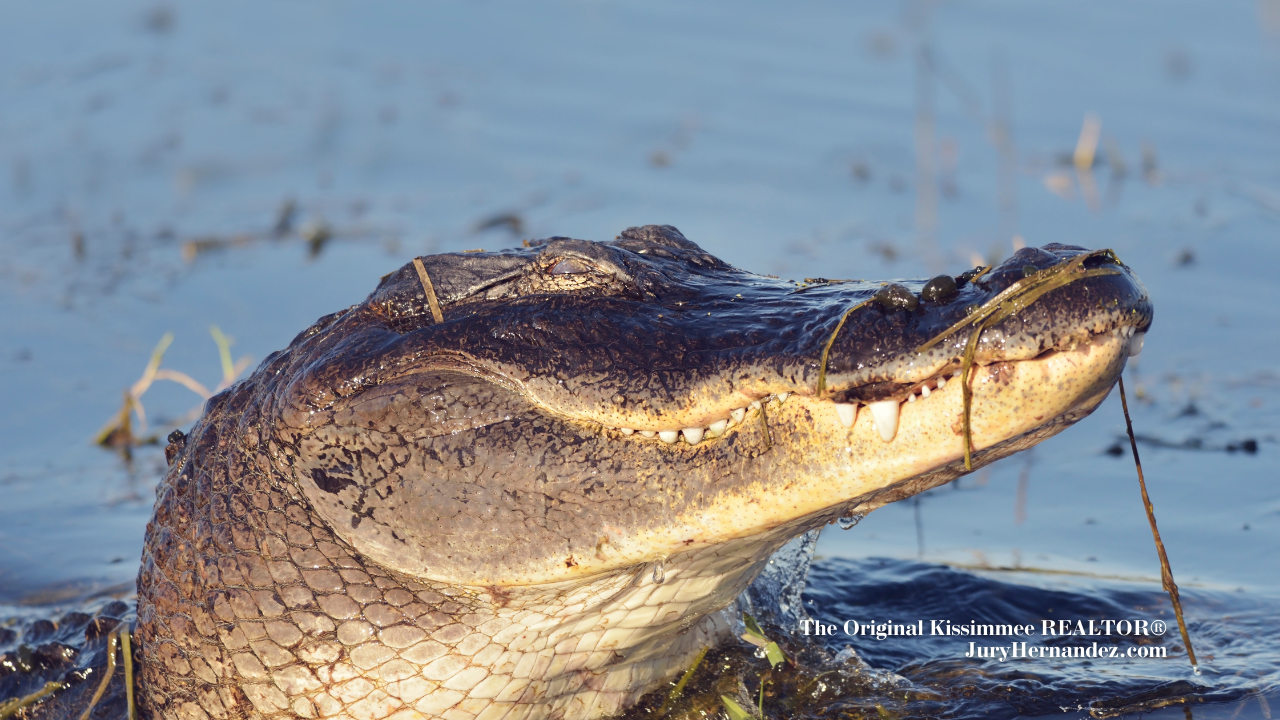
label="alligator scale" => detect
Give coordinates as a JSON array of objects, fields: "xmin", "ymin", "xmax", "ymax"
[{"xmin": 131, "ymin": 225, "xmax": 1151, "ymax": 720}]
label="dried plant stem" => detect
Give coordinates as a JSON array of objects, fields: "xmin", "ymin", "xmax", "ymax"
[
  {"xmin": 120, "ymin": 629, "xmax": 137, "ymax": 720},
  {"xmin": 758, "ymin": 404, "xmax": 773, "ymax": 451},
  {"xmin": 0, "ymin": 682, "xmax": 63, "ymax": 720},
  {"xmin": 817, "ymin": 299, "xmax": 873, "ymax": 397},
  {"xmin": 80, "ymin": 631, "xmax": 119, "ymax": 720},
  {"xmin": 412, "ymin": 258, "xmax": 445, "ymax": 324},
  {"xmin": 1119, "ymin": 377, "xmax": 1199, "ymax": 675}
]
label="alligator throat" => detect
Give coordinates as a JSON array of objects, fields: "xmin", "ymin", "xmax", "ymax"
[{"xmin": 134, "ymin": 225, "xmax": 1152, "ymax": 720}]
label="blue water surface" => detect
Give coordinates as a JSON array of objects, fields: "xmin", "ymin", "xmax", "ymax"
[{"xmin": 1, "ymin": 1, "xmax": 1278, "ymax": 716}]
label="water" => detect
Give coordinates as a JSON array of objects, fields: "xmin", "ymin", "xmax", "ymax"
[{"xmin": 2, "ymin": 1, "xmax": 1279, "ymax": 717}]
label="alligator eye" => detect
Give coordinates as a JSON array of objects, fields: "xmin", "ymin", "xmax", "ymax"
[{"xmin": 551, "ymin": 258, "xmax": 591, "ymax": 275}]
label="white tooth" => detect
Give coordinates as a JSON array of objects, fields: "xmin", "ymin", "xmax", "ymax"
[
  {"xmin": 749, "ymin": 400, "xmax": 762, "ymax": 411},
  {"xmin": 658, "ymin": 430, "xmax": 679, "ymax": 444},
  {"xmin": 835, "ymin": 403, "xmax": 855, "ymax": 428},
  {"xmin": 731, "ymin": 408, "xmax": 746, "ymax": 424},
  {"xmin": 907, "ymin": 394, "xmax": 916, "ymax": 402},
  {"xmin": 620, "ymin": 428, "xmax": 635, "ymax": 435},
  {"xmin": 707, "ymin": 419, "xmax": 728, "ymax": 437},
  {"xmin": 640, "ymin": 430, "xmax": 656, "ymax": 438},
  {"xmin": 920, "ymin": 384, "xmax": 931, "ymax": 398},
  {"xmin": 936, "ymin": 376, "xmax": 946, "ymax": 389},
  {"xmin": 777, "ymin": 392, "xmax": 790, "ymax": 403},
  {"xmin": 952, "ymin": 370, "xmax": 961, "ymax": 379},
  {"xmin": 868, "ymin": 400, "xmax": 900, "ymax": 442},
  {"xmin": 682, "ymin": 427, "xmax": 704, "ymax": 444},
  {"xmin": 1128, "ymin": 331, "xmax": 1145, "ymax": 357}
]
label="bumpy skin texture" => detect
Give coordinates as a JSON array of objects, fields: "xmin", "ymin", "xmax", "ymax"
[{"xmin": 134, "ymin": 226, "xmax": 1153, "ymax": 720}]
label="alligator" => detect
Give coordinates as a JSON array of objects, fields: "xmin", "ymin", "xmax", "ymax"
[{"xmin": 3, "ymin": 225, "xmax": 1153, "ymax": 720}]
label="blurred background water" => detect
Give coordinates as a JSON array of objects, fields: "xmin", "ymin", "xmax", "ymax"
[{"xmin": 2, "ymin": 1, "xmax": 1278, "ymax": 717}]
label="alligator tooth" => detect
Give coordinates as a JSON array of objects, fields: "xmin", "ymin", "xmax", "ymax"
[
  {"xmin": 834, "ymin": 403, "xmax": 855, "ymax": 428},
  {"xmin": 868, "ymin": 400, "xmax": 900, "ymax": 442},
  {"xmin": 1128, "ymin": 331, "xmax": 1145, "ymax": 357},
  {"xmin": 682, "ymin": 427, "xmax": 704, "ymax": 444},
  {"xmin": 777, "ymin": 392, "xmax": 790, "ymax": 403},
  {"xmin": 952, "ymin": 370, "xmax": 961, "ymax": 379},
  {"xmin": 640, "ymin": 430, "xmax": 657, "ymax": 438},
  {"xmin": 936, "ymin": 376, "xmax": 946, "ymax": 389},
  {"xmin": 749, "ymin": 400, "xmax": 762, "ymax": 411},
  {"xmin": 730, "ymin": 408, "xmax": 746, "ymax": 424},
  {"xmin": 620, "ymin": 428, "xmax": 635, "ymax": 435},
  {"xmin": 920, "ymin": 384, "xmax": 931, "ymax": 398},
  {"xmin": 707, "ymin": 419, "xmax": 728, "ymax": 437},
  {"xmin": 907, "ymin": 394, "xmax": 916, "ymax": 402},
  {"xmin": 658, "ymin": 430, "xmax": 680, "ymax": 444}
]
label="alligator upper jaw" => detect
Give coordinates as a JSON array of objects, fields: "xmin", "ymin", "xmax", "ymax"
[
  {"xmin": 524, "ymin": 323, "xmax": 1146, "ymax": 448},
  {"xmin": 489, "ymin": 245, "xmax": 1151, "ymax": 435}
]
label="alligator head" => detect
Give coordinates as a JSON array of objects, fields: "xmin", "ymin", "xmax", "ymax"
[{"xmin": 136, "ymin": 225, "xmax": 1151, "ymax": 720}]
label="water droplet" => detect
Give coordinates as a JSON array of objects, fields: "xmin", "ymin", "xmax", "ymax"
[
  {"xmin": 836, "ymin": 513, "xmax": 865, "ymax": 530},
  {"xmin": 652, "ymin": 558, "xmax": 666, "ymax": 584}
]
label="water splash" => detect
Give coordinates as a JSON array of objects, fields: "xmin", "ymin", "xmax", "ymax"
[
  {"xmin": 729, "ymin": 528, "xmax": 820, "ymax": 635},
  {"xmin": 836, "ymin": 513, "xmax": 865, "ymax": 530}
]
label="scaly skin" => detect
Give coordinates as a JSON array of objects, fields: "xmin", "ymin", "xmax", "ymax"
[{"xmin": 133, "ymin": 226, "xmax": 1152, "ymax": 720}]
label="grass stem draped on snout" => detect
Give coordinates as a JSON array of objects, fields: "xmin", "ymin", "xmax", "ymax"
[{"xmin": 914, "ymin": 249, "xmax": 1123, "ymax": 470}]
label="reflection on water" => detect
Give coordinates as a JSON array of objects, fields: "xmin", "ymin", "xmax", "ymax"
[{"xmin": 2, "ymin": 0, "xmax": 1279, "ymax": 716}]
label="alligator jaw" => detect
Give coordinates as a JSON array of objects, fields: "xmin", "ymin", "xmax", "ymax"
[
  {"xmin": 408, "ymin": 332, "xmax": 1132, "ymax": 719},
  {"xmin": 514, "ymin": 327, "xmax": 1132, "ymax": 585}
]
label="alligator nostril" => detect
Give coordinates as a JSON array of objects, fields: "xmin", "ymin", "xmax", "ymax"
[
  {"xmin": 873, "ymin": 284, "xmax": 919, "ymax": 312},
  {"xmin": 921, "ymin": 275, "xmax": 958, "ymax": 302}
]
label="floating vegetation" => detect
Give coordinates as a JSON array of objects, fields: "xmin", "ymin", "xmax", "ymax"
[{"xmin": 741, "ymin": 614, "xmax": 787, "ymax": 671}]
